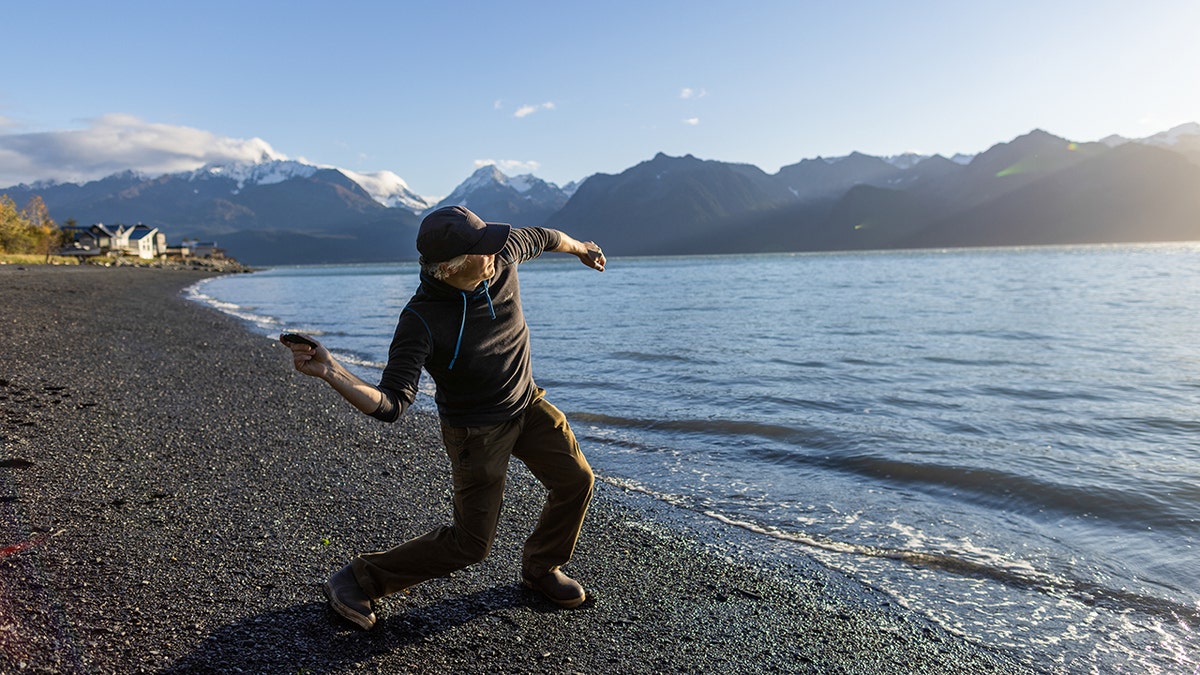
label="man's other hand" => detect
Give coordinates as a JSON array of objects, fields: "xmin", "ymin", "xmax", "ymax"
[
  {"xmin": 579, "ymin": 242, "xmax": 605, "ymax": 272},
  {"xmin": 281, "ymin": 333, "xmax": 333, "ymax": 379}
]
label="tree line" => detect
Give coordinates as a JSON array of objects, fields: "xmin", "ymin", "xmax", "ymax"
[{"xmin": 0, "ymin": 194, "xmax": 69, "ymax": 259}]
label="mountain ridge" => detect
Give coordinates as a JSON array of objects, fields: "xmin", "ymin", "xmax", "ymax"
[{"xmin": 3, "ymin": 124, "xmax": 1199, "ymax": 265}]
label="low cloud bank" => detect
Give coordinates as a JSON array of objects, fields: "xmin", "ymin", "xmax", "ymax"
[{"xmin": 0, "ymin": 114, "xmax": 287, "ymax": 186}]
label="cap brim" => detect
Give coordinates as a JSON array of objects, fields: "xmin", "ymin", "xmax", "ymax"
[{"xmin": 465, "ymin": 222, "xmax": 511, "ymax": 255}]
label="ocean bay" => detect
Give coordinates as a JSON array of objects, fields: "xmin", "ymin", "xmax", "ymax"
[{"xmin": 194, "ymin": 243, "xmax": 1200, "ymax": 672}]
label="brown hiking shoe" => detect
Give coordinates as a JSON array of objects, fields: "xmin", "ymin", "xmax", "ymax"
[
  {"xmin": 521, "ymin": 569, "xmax": 586, "ymax": 608},
  {"xmin": 323, "ymin": 563, "xmax": 376, "ymax": 630}
]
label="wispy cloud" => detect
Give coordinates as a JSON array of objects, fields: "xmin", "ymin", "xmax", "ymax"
[
  {"xmin": 474, "ymin": 158, "xmax": 541, "ymax": 175},
  {"xmin": 0, "ymin": 113, "xmax": 285, "ymax": 185},
  {"xmin": 683, "ymin": 118, "xmax": 700, "ymax": 126},
  {"xmin": 514, "ymin": 102, "xmax": 556, "ymax": 119},
  {"xmin": 680, "ymin": 87, "xmax": 707, "ymax": 100}
]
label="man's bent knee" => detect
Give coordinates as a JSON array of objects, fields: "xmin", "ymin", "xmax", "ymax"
[{"xmin": 450, "ymin": 528, "xmax": 494, "ymax": 566}]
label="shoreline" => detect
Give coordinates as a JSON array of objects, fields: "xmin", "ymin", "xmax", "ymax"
[
  {"xmin": 0, "ymin": 254, "xmax": 256, "ymax": 273},
  {"xmin": 0, "ymin": 266, "xmax": 1033, "ymax": 673}
]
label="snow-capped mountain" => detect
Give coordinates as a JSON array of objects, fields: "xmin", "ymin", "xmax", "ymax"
[
  {"xmin": 177, "ymin": 160, "xmax": 433, "ymax": 211},
  {"xmin": 1101, "ymin": 122, "xmax": 1200, "ymax": 148},
  {"xmin": 436, "ymin": 165, "xmax": 568, "ymax": 206},
  {"xmin": 840, "ymin": 151, "xmax": 978, "ymax": 170},
  {"xmin": 1138, "ymin": 123, "xmax": 1200, "ymax": 165},
  {"xmin": 193, "ymin": 160, "xmax": 318, "ymax": 188},
  {"xmin": 882, "ymin": 153, "xmax": 931, "ymax": 170},
  {"xmin": 337, "ymin": 168, "xmax": 432, "ymax": 211},
  {"xmin": 1145, "ymin": 122, "xmax": 1200, "ymax": 145},
  {"xmin": 436, "ymin": 164, "xmax": 510, "ymax": 207},
  {"xmin": 430, "ymin": 165, "xmax": 572, "ymax": 226}
]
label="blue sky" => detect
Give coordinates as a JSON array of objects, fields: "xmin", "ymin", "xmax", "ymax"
[{"xmin": 2, "ymin": 0, "xmax": 1198, "ymax": 198}]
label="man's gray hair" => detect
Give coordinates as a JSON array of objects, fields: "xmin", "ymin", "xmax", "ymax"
[{"xmin": 421, "ymin": 254, "xmax": 469, "ymax": 281}]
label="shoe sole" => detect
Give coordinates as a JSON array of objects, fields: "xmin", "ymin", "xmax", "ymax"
[
  {"xmin": 323, "ymin": 581, "xmax": 376, "ymax": 630},
  {"xmin": 521, "ymin": 579, "xmax": 586, "ymax": 609}
]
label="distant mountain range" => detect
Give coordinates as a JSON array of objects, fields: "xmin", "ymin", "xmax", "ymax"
[{"xmin": 3, "ymin": 124, "xmax": 1198, "ymax": 265}]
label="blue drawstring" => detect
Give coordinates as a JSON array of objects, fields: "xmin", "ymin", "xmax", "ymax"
[
  {"xmin": 448, "ymin": 279, "xmax": 496, "ymax": 370},
  {"xmin": 482, "ymin": 279, "xmax": 496, "ymax": 319},
  {"xmin": 448, "ymin": 292, "xmax": 467, "ymax": 370}
]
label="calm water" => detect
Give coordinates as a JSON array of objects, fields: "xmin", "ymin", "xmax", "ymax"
[{"xmin": 191, "ymin": 244, "xmax": 1200, "ymax": 673}]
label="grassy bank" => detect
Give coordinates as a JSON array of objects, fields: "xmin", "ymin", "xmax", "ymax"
[
  {"xmin": 0, "ymin": 252, "xmax": 255, "ymax": 271},
  {"xmin": 0, "ymin": 253, "xmax": 81, "ymax": 265}
]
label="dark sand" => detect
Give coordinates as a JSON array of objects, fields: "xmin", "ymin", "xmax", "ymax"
[{"xmin": 0, "ymin": 266, "xmax": 1036, "ymax": 674}]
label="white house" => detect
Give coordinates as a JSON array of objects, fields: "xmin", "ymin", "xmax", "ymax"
[
  {"xmin": 59, "ymin": 222, "xmax": 211, "ymax": 261},
  {"xmin": 113, "ymin": 224, "xmax": 166, "ymax": 259}
]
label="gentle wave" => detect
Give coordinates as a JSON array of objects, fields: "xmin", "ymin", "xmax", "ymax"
[
  {"xmin": 186, "ymin": 279, "xmax": 362, "ymax": 341},
  {"xmin": 977, "ymin": 384, "xmax": 1115, "ymax": 402},
  {"xmin": 186, "ymin": 280, "xmax": 282, "ymax": 331},
  {"xmin": 814, "ymin": 452, "xmax": 1199, "ymax": 532},
  {"xmin": 570, "ymin": 411, "xmax": 850, "ymax": 450},
  {"xmin": 698, "ymin": 508, "xmax": 1200, "ymax": 625},
  {"xmin": 1121, "ymin": 415, "xmax": 1200, "ymax": 436},
  {"xmin": 576, "ymin": 409, "xmax": 1196, "ymax": 532},
  {"xmin": 920, "ymin": 355, "xmax": 1028, "ymax": 368},
  {"xmin": 332, "ymin": 350, "xmax": 387, "ymax": 372},
  {"xmin": 611, "ymin": 350, "xmax": 708, "ymax": 364},
  {"xmin": 601, "ymin": 473, "xmax": 1200, "ymax": 626}
]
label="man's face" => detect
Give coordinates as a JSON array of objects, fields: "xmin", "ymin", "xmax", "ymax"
[{"xmin": 454, "ymin": 253, "xmax": 495, "ymax": 284}]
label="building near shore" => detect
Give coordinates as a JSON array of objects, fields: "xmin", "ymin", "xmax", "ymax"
[{"xmin": 61, "ymin": 224, "xmax": 221, "ymax": 260}]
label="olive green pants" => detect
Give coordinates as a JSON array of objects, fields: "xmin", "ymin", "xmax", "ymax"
[{"xmin": 351, "ymin": 394, "xmax": 594, "ymax": 600}]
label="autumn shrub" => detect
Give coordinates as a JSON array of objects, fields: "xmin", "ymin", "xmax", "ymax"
[{"xmin": 0, "ymin": 194, "xmax": 63, "ymax": 256}]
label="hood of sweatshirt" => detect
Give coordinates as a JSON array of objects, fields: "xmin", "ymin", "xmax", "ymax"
[{"xmin": 415, "ymin": 270, "xmax": 497, "ymax": 370}]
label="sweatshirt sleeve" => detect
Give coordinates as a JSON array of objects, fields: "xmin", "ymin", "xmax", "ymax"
[
  {"xmin": 503, "ymin": 227, "xmax": 562, "ymax": 264},
  {"xmin": 368, "ymin": 388, "xmax": 408, "ymax": 423},
  {"xmin": 370, "ymin": 308, "xmax": 429, "ymax": 423}
]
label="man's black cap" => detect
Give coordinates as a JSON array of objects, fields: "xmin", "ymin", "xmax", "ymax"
[{"xmin": 417, "ymin": 205, "xmax": 511, "ymax": 263}]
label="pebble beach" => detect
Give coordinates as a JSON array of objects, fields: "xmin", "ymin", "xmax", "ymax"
[{"xmin": 0, "ymin": 265, "xmax": 1035, "ymax": 674}]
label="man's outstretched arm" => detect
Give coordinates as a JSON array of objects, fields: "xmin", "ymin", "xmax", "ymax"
[
  {"xmin": 550, "ymin": 231, "xmax": 605, "ymax": 272},
  {"xmin": 282, "ymin": 336, "xmax": 395, "ymax": 417}
]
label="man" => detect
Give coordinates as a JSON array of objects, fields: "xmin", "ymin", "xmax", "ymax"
[{"xmin": 283, "ymin": 205, "xmax": 605, "ymax": 630}]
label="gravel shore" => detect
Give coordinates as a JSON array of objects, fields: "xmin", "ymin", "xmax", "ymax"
[{"xmin": 0, "ymin": 266, "xmax": 1035, "ymax": 674}]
